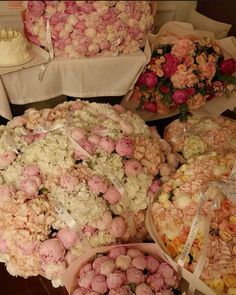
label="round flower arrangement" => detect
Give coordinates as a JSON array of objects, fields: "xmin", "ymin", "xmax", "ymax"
[
  {"xmin": 24, "ymin": 1, "xmax": 155, "ymax": 58},
  {"xmin": 151, "ymin": 152, "xmax": 236, "ymax": 294},
  {"xmin": 0, "ymin": 99, "xmax": 179, "ymax": 286},
  {"xmin": 70, "ymin": 245, "xmax": 180, "ymax": 295},
  {"xmin": 164, "ymin": 116, "xmax": 236, "ymax": 159}
]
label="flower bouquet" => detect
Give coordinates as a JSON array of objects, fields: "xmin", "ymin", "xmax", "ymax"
[
  {"xmin": 149, "ymin": 152, "xmax": 236, "ymax": 294},
  {"xmin": 63, "ymin": 243, "xmax": 182, "ymax": 295},
  {"xmin": 129, "ymin": 37, "xmax": 236, "ymax": 121},
  {"xmin": 164, "ymin": 115, "xmax": 236, "ymax": 159},
  {"xmin": 23, "ymin": 1, "xmax": 156, "ymax": 58},
  {"xmin": 0, "ymin": 99, "xmax": 179, "ymax": 287}
]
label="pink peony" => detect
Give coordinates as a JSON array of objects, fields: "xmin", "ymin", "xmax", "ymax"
[
  {"xmin": 39, "ymin": 238, "xmax": 65, "ymax": 263},
  {"xmin": 126, "ymin": 267, "xmax": 145, "ymax": 284},
  {"xmin": 57, "ymin": 227, "xmax": 77, "ymax": 249},
  {"xmin": 136, "ymin": 283, "xmax": 154, "ymax": 295},
  {"xmin": 142, "ymin": 102, "xmax": 157, "ymax": 113},
  {"xmin": 60, "ymin": 174, "xmax": 79, "ymax": 192},
  {"xmin": 127, "ymin": 248, "xmax": 142, "ymax": 258},
  {"xmin": 78, "ymin": 270, "xmax": 96, "ymax": 289},
  {"xmin": 82, "ymin": 225, "xmax": 96, "ymax": 236},
  {"xmin": 93, "ymin": 256, "xmax": 112, "ymax": 274},
  {"xmin": 71, "ymin": 127, "xmax": 86, "ymax": 142},
  {"xmin": 106, "ymin": 270, "xmax": 126, "ymax": 289},
  {"xmin": 146, "ymin": 256, "xmax": 160, "ymax": 273},
  {"xmin": 88, "ymin": 134, "xmax": 101, "ymax": 145},
  {"xmin": 146, "ymin": 273, "xmax": 164, "ymax": 292},
  {"xmin": 18, "ymin": 240, "xmax": 37, "ymax": 255},
  {"xmin": 109, "ymin": 217, "xmax": 126, "ymax": 238},
  {"xmin": 186, "ymin": 87, "xmax": 195, "ymax": 96},
  {"xmin": 99, "ymin": 137, "xmax": 115, "ymax": 153},
  {"xmin": 220, "ymin": 58, "xmax": 236, "ymax": 75},
  {"xmin": 88, "ymin": 175, "xmax": 108, "ymax": 195},
  {"xmin": 132, "ymin": 255, "xmax": 147, "ymax": 270},
  {"xmin": 0, "ymin": 151, "xmax": 16, "ymax": 170},
  {"xmin": 29, "ymin": 175, "xmax": 42, "ymax": 188},
  {"xmin": 172, "ymin": 90, "xmax": 188, "ymax": 105},
  {"xmin": 115, "ymin": 137, "xmax": 134, "ymax": 157},
  {"xmin": 137, "ymin": 72, "xmax": 158, "ymax": 89},
  {"xmin": 115, "ymin": 255, "xmax": 131, "ymax": 271},
  {"xmin": 100, "ymin": 260, "xmax": 116, "ymax": 276},
  {"xmin": 0, "ymin": 185, "xmax": 13, "ymax": 203},
  {"xmin": 164, "ymin": 276, "xmax": 178, "ymax": 288},
  {"xmin": 23, "ymin": 164, "xmax": 40, "ymax": 177},
  {"xmin": 162, "ymin": 54, "xmax": 179, "ymax": 78},
  {"xmin": 108, "ymin": 285, "xmax": 131, "ymax": 295},
  {"xmin": 72, "ymin": 288, "xmax": 85, "ymax": 295},
  {"xmin": 79, "ymin": 263, "xmax": 93, "ymax": 276},
  {"xmin": 28, "ymin": 1, "xmax": 45, "ymax": 17},
  {"xmin": 96, "ymin": 211, "xmax": 112, "ymax": 231},
  {"xmin": 124, "ymin": 159, "xmax": 142, "ymax": 176},
  {"xmin": 109, "ymin": 247, "xmax": 127, "ymax": 260},
  {"xmin": 103, "ymin": 186, "xmax": 121, "ymax": 204},
  {"xmin": 19, "ymin": 178, "xmax": 39, "ymax": 198},
  {"xmin": 50, "ymin": 13, "xmax": 68, "ymax": 26},
  {"xmin": 91, "ymin": 275, "xmax": 108, "ymax": 293},
  {"xmin": 65, "ymin": 1, "xmax": 78, "ymax": 14}
]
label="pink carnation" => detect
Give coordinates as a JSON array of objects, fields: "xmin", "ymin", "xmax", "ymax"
[
  {"xmin": 88, "ymin": 175, "xmax": 108, "ymax": 195},
  {"xmin": 115, "ymin": 137, "xmax": 134, "ymax": 157},
  {"xmin": 28, "ymin": 1, "xmax": 45, "ymax": 17},
  {"xmin": 162, "ymin": 54, "xmax": 179, "ymax": 78}
]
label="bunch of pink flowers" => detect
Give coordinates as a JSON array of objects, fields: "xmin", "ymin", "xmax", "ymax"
[{"xmin": 24, "ymin": 1, "xmax": 155, "ymax": 58}]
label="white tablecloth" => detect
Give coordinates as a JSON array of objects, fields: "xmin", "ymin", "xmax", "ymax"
[{"xmin": 0, "ymin": 46, "xmax": 151, "ymax": 120}]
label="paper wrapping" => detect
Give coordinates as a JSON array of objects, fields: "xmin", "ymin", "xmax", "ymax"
[{"xmin": 121, "ymin": 21, "xmax": 236, "ymax": 121}]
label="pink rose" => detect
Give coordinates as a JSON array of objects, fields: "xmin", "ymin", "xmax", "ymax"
[
  {"xmin": 0, "ymin": 185, "xmax": 13, "ymax": 203},
  {"xmin": 91, "ymin": 275, "xmax": 108, "ymax": 294},
  {"xmin": 60, "ymin": 174, "xmax": 79, "ymax": 192},
  {"xmin": 115, "ymin": 137, "xmax": 134, "ymax": 157},
  {"xmin": 106, "ymin": 270, "xmax": 126, "ymax": 289},
  {"xmin": 71, "ymin": 127, "xmax": 86, "ymax": 142},
  {"xmin": 23, "ymin": 164, "xmax": 40, "ymax": 177},
  {"xmin": 93, "ymin": 256, "xmax": 112, "ymax": 274},
  {"xmin": 162, "ymin": 54, "xmax": 179, "ymax": 78},
  {"xmin": 28, "ymin": 1, "xmax": 45, "ymax": 17},
  {"xmin": 39, "ymin": 238, "xmax": 65, "ymax": 263},
  {"xmin": 99, "ymin": 137, "xmax": 115, "ymax": 153},
  {"xmin": 109, "ymin": 217, "xmax": 126, "ymax": 238},
  {"xmin": 88, "ymin": 175, "xmax": 108, "ymax": 195},
  {"xmin": 57, "ymin": 227, "xmax": 77, "ymax": 249},
  {"xmin": 0, "ymin": 151, "xmax": 16, "ymax": 170},
  {"xmin": 142, "ymin": 102, "xmax": 157, "ymax": 113},
  {"xmin": 109, "ymin": 247, "xmax": 127, "ymax": 260},
  {"xmin": 220, "ymin": 58, "xmax": 236, "ymax": 75},
  {"xmin": 146, "ymin": 256, "xmax": 160, "ymax": 273},
  {"xmin": 20, "ymin": 178, "xmax": 39, "ymax": 198},
  {"xmin": 126, "ymin": 267, "xmax": 145, "ymax": 284},
  {"xmin": 103, "ymin": 186, "xmax": 121, "ymax": 204},
  {"xmin": 136, "ymin": 283, "xmax": 154, "ymax": 295},
  {"xmin": 65, "ymin": 1, "xmax": 78, "ymax": 14},
  {"xmin": 137, "ymin": 72, "xmax": 157, "ymax": 89},
  {"xmin": 172, "ymin": 90, "xmax": 188, "ymax": 105},
  {"xmin": 146, "ymin": 273, "xmax": 164, "ymax": 292},
  {"xmin": 124, "ymin": 159, "xmax": 142, "ymax": 177},
  {"xmin": 132, "ymin": 255, "xmax": 147, "ymax": 270},
  {"xmin": 78, "ymin": 270, "xmax": 96, "ymax": 289}
]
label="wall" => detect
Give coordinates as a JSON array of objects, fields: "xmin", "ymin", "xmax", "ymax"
[{"xmin": 0, "ymin": 1, "xmax": 197, "ymax": 32}]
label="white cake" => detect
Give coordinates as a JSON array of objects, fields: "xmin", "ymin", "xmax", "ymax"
[{"xmin": 0, "ymin": 28, "xmax": 32, "ymax": 66}]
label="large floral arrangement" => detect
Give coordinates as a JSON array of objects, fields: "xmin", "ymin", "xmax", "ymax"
[
  {"xmin": 130, "ymin": 37, "xmax": 236, "ymax": 120},
  {"xmin": 164, "ymin": 116, "xmax": 236, "ymax": 159},
  {"xmin": 23, "ymin": 1, "xmax": 155, "ymax": 58},
  {"xmin": 0, "ymin": 99, "xmax": 179, "ymax": 287},
  {"xmin": 151, "ymin": 152, "xmax": 236, "ymax": 294}
]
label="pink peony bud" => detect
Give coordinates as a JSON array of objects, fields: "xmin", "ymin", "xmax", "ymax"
[
  {"xmin": 146, "ymin": 256, "xmax": 160, "ymax": 273},
  {"xmin": 172, "ymin": 90, "xmax": 188, "ymax": 105},
  {"xmin": 57, "ymin": 227, "xmax": 77, "ymax": 249},
  {"xmin": 115, "ymin": 255, "xmax": 131, "ymax": 271},
  {"xmin": 143, "ymin": 102, "xmax": 157, "ymax": 113},
  {"xmin": 109, "ymin": 247, "xmax": 127, "ymax": 260},
  {"xmin": 93, "ymin": 256, "xmax": 112, "ymax": 274},
  {"xmin": 78, "ymin": 270, "xmax": 96, "ymax": 289},
  {"xmin": 20, "ymin": 178, "xmax": 39, "ymax": 198},
  {"xmin": 23, "ymin": 164, "xmax": 40, "ymax": 177},
  {"xmin": 88, "ymin": 175, "xmax": 108, "ymax": 195},
  {"xmin": 136, "ymin": 283, "xmax": 154, "ymax": 295},
  {"xmin": 103, "ymin": 186, "xmax": 121, "ymax": 204},
  {"xmin": 91, "ymin": 275, "xmax": 108, "ymax": 293},
  {"xmin": 115, "ymin": 137, "xmax": 134, "ymax": 157},
  {"xmin": 124, "ymin": 159, "xmax": 142, "ymax": 177},
  {"xmin": 132, "ymin": 255, "xmax": 147, "ymax": 270},
  {"xmin": 137, "ymin": 72, "xmax": 158, "ymax": 89},
  {"xmin": 106, "ymin": 270, "xmax": 126, "ymax": 289},
  {"xmin": 126, "ymin": 267, "xmax": 145, "ymax": 284},
  {"xmin": 79, "ymin": 263, "xmax": 93, "ymax": 276},
  {"xmin": 99, "ymin": 137, "xmax": 115, "ymax": 153},
  {"xmin": 60, "ymin": 174, "xmax": 79, "ymax": 192},
  {"xmin": 109, "ymin": 217, "xmax": 126, "ymax": 238},
  {"xmin": 146, "ymin": 273, "xmax": 164, "ymax": 292},
  {"xmin": 220, "ymin": 58, "xmax": 236, "ymax": 75},
  {"xmin": 39, "ymin": 239, "xmax": 65, "ymax": 263}
]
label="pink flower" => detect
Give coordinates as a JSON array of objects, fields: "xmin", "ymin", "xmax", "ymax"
[
  {"xmin": 124, "ymin": 159, "xmax": 142, "ymax": 176},
  {"xmin": 106, "ymin": 270, "xmax": 126, "ymax": 289},
  {"xmin": 146, "ymin": 273, "xmax": 164, "ymax": 292},
  {"xmin": 100, "ymin": 260, "xmax": 116, "ymax": 276},
  {"xmin": 149, "ymin": 179, "xmax": 161, "ymax": 194},
  {"xmin": 60, "ymin": 174, "xmax": 79, "ymax": 192},
  {"xmin": 23, "ymin": 164, "xmax": 40, "ymax": 177},
  {"xmin": 127, "ymin": 248, "xmax": 142, "ymax": 258},
  {"xmin": 158, "ymin": 263, "xmax": 175, "ymax": 278},
  {"xmin": 136, "ymin": 283, "xmax": 154, "ymax": 295},
  {"xmin": 99, "ymin": 137, "xmax": 115, "ymax": 153},
  {"xmin": 72, "ymin": 288, "xmax": 85, "ymax": 295},
  {"xmin": 30, "ymin": 175, "xmax": 42, "ymax": 187},
  {"xmin": 200, "ymin": 62, "xmax": 216, "ymax": 80},
  {"xmin": 28, "ymin": 1, "xmax": 45, "ymax": 17},
  {"xmin": 142, "ymin": 102, "xmax": 157, "ymax": 113},
  {"xmin": 91, "ymin": 275, "xmax": 108, "ymax": 293},
  {"xmin": 20, "ymin": 178, "xmax": 39, "ymax": 198},
  {"xmin": 93, "ymin": 256, "xmax": 112, "ymax": 274},
  {"xmin": 0, "ymin": 185, "xmax": 13, "ymax": 203},
  {"xmin": 50, "ymin": 13, "xmax": 68, "ymax": 26},
  {"xmin": 164, "ymin": 276, "xmax": 178, "ymax": 288},
  {"xmin": 109, "ymin": 217, "xmax": 126, "ymax": 238},
  {"xmin": 108, "ymin": 285, "xmax": 131, "ymax": 295},
  {"xmin": 88, "ymin": 175, "xmax": 108, "ymax": 195},
  {"xmin": 57, "ymin": 227, "xmax": 77, "ymax": 249},
  {"xmin": 96, "ymin": 211, "xmax": 112, "ymax": 231},
  {"xmin": 23, "ymin": 133, "xmax": 35, "ymax": 144},
  {"xmin": 109, "ymin": 247, "xmax": 127, "ymax": 260},
  {"xmin": 115, "ymin": 137, "xmax": 134, "ymax": 157},
  {"xmin": 112, "ymin": 105, "xmax": 126, "ymax": 113},
  {"xmin": 146, "ymin": 256, "xmax": 160, "ymax": 273},
  {"xmin": 0, "ymin": 235, "xmax": 7, "ymax": 253},
  {"xmin": 162, "ymin": 54, "xmax": 179, "ymax": 78},
  {"xmin": 79, "ymin": 263, "xmax": 92, "ymax": 276},
  {"xmin": 137, "ymin": 72, "xmax": 158, "ymax": 89},
  {"xmin": 126, "ymin": 267, "xmax": 145, "ymax": 284},
  {"xmin": 70, "ymin": 101, "xmax": 83, "ymax": 111},
  {"xmin": 132, "ymin": 255, "xmax": 147, "ymax": 270},
  {"xmin": 65, "ymin": 1, "xmax": 78, "ymax": 14},
  {"xmin": 79, "ymin": 2, "xmax": 95, "ymax": 14},
  {"xmin": 115, "ymin": 255, "xmax": 131, "ymax": 271},
  {"xmin": 82, "ymin": 225, "xmax": 96, "ymax": 236},
  {"xmin": 172, "ymin": 90, "xmax": 188, "ymax": 105},
  {"xmin": 74, "ymin": 139, "xmax": 96, "ymax": 160},
  {"xmin": 74, "ymin": 21, "xmax": 86, "ymax": 33},
  {"xmin": 220, "ymin": 58, "xmax": 236, "ymax": 75},
  {"xmin": 39, "ymin": 238, "xmax": 65, "ymax": 263},
  {"xmin": 0, "ymin": 151, "xmax": 16, "ymax": 170},
  {"xmin": 78, "ymin": 270, "xmax": 96, "ymax": 289},
  {"xmin": 186, "ymin": 87, "xmax": 195, "ymax": 96},
  {"xmin": 88, "ymin": 134, "xmax": 101, "ymax": 145},
  {"xmin": 71, "ymin": 127, "xmax": 86, "ymax": 142},
  {"xmin": 103, "ymin": 186, "xmax": 121, "ymax": 204}
]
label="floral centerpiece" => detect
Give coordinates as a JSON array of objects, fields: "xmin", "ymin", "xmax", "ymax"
[
  {"xmin": 0, "ymin": 99, "xmax": 179, "ymax": 287},
  {"xmin": 23, "ymin": 1, "xmax": 155, "ymax": 58},
  {"xmin": 150, "ymin": 152, "xmax": 236, "ymax": 294},
  {"xmin": 164, "ymin": 116, "xmax": 236, "ymax": 159},
  {"xmin": 130, "ymin": 37, "xmax": 236, "ymax": 120}
]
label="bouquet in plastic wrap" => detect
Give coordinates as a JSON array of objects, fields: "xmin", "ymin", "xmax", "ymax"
[{"xmin": 0, "ymin": 99, "xmax": 179, "ymax": 286}]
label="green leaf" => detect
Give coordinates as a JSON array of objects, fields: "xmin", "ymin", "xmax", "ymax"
[
  {"xmin": 218, "ymin": 74, "xmax": 236, "ymax": 84},
  {"xmin": 168, "ymin": 191, "xmax": 174, "ymax": 202},
  {"xmin": 129, "ymin": 283, "xmax": 136, "ymax": 293},
  {"xmin": 161, "ymin": 93, "xmax": 173, "ymax": 106},
  {"xmin": 39, "ymin": 187, "xmax": 48, "ymax": 195},
  {"xmin": 179, "ymin": 104, "xmax": 188, "ymax": 122}
]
